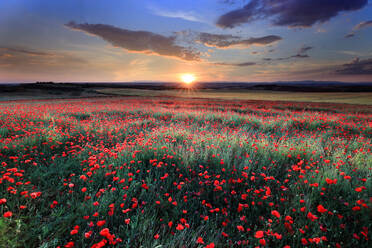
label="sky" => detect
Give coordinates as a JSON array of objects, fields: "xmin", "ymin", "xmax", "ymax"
[{"xmin": 0, "ymin": 0, "xmax": 372, "ymax": 83}]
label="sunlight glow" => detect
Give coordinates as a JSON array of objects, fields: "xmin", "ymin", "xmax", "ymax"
[{"xmin": 180, "ymin": 74, "xmax": 196, "ymax": 85}]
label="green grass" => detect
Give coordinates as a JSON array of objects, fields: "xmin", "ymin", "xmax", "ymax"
[{"xmin": 0, "ymin": 218, "xmax": 25, "ymax": 248}]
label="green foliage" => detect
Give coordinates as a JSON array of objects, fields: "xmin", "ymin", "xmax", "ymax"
[{"xmin": 0, "ymin": 218, "xmax": 26, "ymax": 248}]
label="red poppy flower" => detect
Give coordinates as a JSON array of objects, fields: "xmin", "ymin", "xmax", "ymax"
[
  {"xmin": 97, "ymin": 220, "xmax": 106, "ymax": 227},
  {"xmin": 3, "ymin": 211, "xmax": 12, "ymax": 218},
  {"xmin": 255, "ymin": 230, "xmax": 264, "ymax": 238},
  {"xmin": 237, "ymin": 225, "xmax": 244, "ymax": 231},
  {"xmin": 176, "ymin": 224, "xmax": 184, "ymax": 231},
  {"xmin": 317, "ymin": 204, "xmax": 327, "ymax": 214},
  {"xmin": 271, "ymin": 210, "xmax": 280, "ymax": 218},
  {"xmin": 205, "ymin": 243, "xmax": 215, "ymax": 248},
  {"xmin": 196, "ymin": 237, "xmax": 204, "ymax": 244}
]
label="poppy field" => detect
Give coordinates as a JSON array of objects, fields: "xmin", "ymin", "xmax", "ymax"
[{"xmin": 0, "ymin": 97, "xmax": 371, "ymax": 247}]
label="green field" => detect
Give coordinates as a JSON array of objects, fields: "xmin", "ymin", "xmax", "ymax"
[{"xmin": 97, "ymin": 88, "xmax": 372, "ymax": 105}]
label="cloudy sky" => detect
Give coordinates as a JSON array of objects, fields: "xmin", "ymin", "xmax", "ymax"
[{"xmin": 0, "ymin": 0, "xmax": 372, "ymax": 83}]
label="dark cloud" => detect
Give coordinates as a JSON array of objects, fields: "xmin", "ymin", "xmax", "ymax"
[
  {"xmin": 353, "ymin": 20, "xmax": 372, "ymax": 30},
  {"xmin": 336, "ymin": 57, "xmax": 372, "ymax": 75},
  {"xmin": 197, "ymin": 33, "xmax": 282, "ymax": 48},
  {"xmin": 216, "ymin": 0, "xmax": 259, "ymax": 29},
  {"xmin": 213, "ymin": 61, "xmax": 256, "ymax": 66},
  {"xmin": 65, "ymin": 22, "xmax": 200, "ymax": 61},
  {"xmin": 217, "ymin": 0, "xmax": 368, "ymax": 28}
]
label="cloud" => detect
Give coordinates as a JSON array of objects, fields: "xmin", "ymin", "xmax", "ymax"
[
  {"xmin": 0, "ymin": 46, "xmax": 88, "ymax": 72},
  {"xmin": 289, "ymin": 54, "xmax": 309, "ymax": 59},
  {"xmin": 219, "ymin": 0, "xmax": 237, "ymax": 5},
  {"xmin": 345, "ymin": 20, "xmax": 372, "ymax": 38},
  {"xmin": 344, "ymin": 33, "xmax": 355, "ymax": 38},
  {"xmin": 273, "ymin": 54, "xmax": 309, "ymax": 61},
  {"xmin": 65, "ymin": 22, "xmax": 201, "ymax": 61},
  {"xmin": 0, "ymin": 47, "xmax": 54, "ymax": 57},
  {"xmin": 217, "ymin": 0, "xmax": 368, "ymax": 28},
  {"xmin": 149, "ymin": 6, "xmax": 206, "ymax": 23},
  {"xmin": 196, "ymin": 33, "xmax": 239, "ymax": 48},
  {"xmin": 336, "ymin": 57, "xmax": 372, "ymax": 75},
  {"xmin": 185, "ymin": 31, "xmax": 282, "ymax": 48},
  {"xmin": 264, "ymin": 45, "xmax": 312, "ymax": 61},
  {"xmin": 299, "ymin": 46, "xmax": 313, "ymax": 54},
  {"xmin": 213, "ymin": 61, "xmax": 256, "ymax": 66},
  {"xmin": 352, "ymin": 20, "xmax": 372, "ymax": 30},
  {"xmin": 64, "ymin": 22, "xmax": 281, "ymax": 66}
]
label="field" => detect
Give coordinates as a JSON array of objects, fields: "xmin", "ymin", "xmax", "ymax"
[
  {"xmin": 0, "ymin": 96, "xmax": 371, "ymax": 247},
  {"xmin": 97, "ymin": 88, "xmax": 372, "ymax": 105},
  {"xmin": 2, "ymin": 83, "xmax": 372, "ymax": 105}
]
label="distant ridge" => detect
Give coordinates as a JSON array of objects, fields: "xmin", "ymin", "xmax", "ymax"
[{"xmin": 2, "ymin": 81, "xmax": 372, "ymax": 92}]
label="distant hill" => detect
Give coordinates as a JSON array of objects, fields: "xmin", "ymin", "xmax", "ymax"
[{"xmin": 1, "ymin": 81, "xmax": 372, "ymax": 92}]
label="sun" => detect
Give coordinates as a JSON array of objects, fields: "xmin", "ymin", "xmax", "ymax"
[{"xmin": 180, "ymin": 74, "xmax": 196, "ymax": 85}]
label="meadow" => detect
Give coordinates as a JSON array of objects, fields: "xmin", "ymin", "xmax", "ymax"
[
  {"xmin": 0, "ymin": 96, "xmax": 371, "ymax": 247},
  {"xmin": 97, "ymin": 88, "xmax": 372, "ymax": 105}
]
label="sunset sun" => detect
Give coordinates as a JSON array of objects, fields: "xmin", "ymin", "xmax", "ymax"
[{"xmin": 180, "ymin": 74, "xmax": 196, "ymax": 85}]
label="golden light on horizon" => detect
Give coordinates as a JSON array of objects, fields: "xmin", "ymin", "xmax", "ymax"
[{"xmin": 180, "ymin": 73, "xmax": 196, "ymax": 85}]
